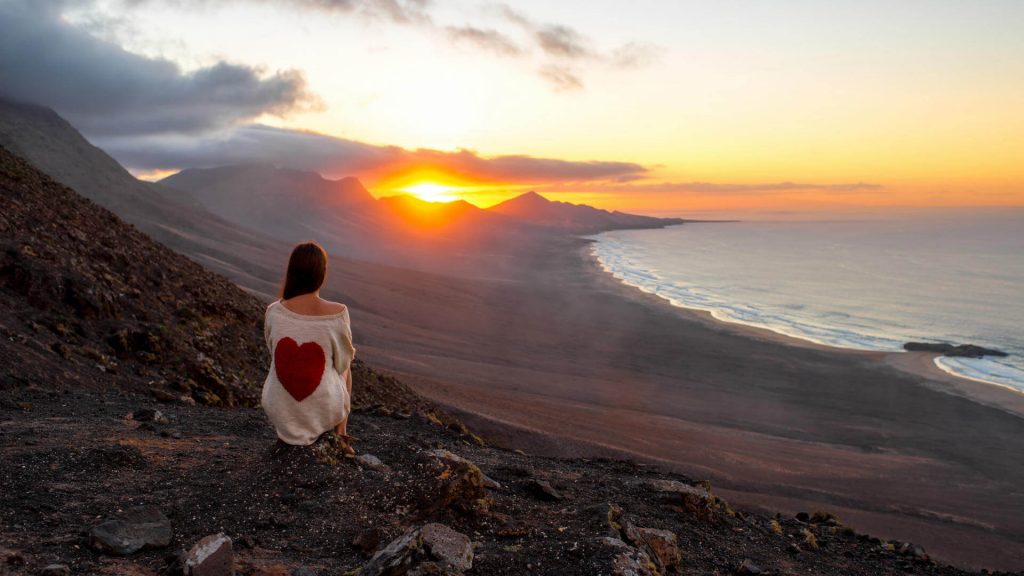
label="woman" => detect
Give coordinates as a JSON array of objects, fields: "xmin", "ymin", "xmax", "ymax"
[{"xmin": 262, "ymin": 241, "xmax": 356, "ymax": 453}]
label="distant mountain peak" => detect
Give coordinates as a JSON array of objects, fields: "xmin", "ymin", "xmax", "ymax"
[{"xmin": 489, "ymin": 190, "xmax": 682, "ymax": 233}]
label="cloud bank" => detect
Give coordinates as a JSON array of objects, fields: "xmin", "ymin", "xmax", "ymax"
[
  {"xmin": 0, "ymin": 1, "xmax": 317, "ymax": 136},
  {"xmin": 96, "ymin": 124, "xmax": 649, "ymax": 184}
]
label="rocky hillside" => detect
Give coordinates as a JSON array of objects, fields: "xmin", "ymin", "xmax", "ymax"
[
  {"xmin": 0, "ymin": 97, "xmax": 292, "ymax": 299},
  {"xmin": 2, "ymin": 145, "xmax": 1017, "ymax": 576},
  {"xmin": 0, "ymin": 144, "xmax": 269, "ymax": 406}
]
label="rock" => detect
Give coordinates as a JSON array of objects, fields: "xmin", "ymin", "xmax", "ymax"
[
  {"xmin": 599, "ymin": 536, "xmax": 657, "ymax": 576},
  {"xmin": 598, "ymin": 537, "xmax": 631, "ymax": 549},
  {"xmin": 132, "ymin": 408, "xmax": 169, "ymax": 424},
  {"xmin": 184, "ymin": 533, "xmax": 233, "ymax": 576},
  {"xmin": 352, "ymin": 528, "xmax": 382, "ymax": 555},
  {"xmin": 526, "ymin": 479, "xmax": 564, "ymax": 501},
  {"xmin": 610, "ymin": 548, "xmax": 658, "ymax": 576},
  {"xmin": 358, "ymin": 527, "xmax": 421, "ymax": 576},
  {"xmin": 618, "ymin": 518, "xmax": 681, "ymax": 573},
  {"xmin": 898, "ymin": 542, "xmax": 930, "ymax": 561},
  {"xmin": 809, "ymin": 511, "xmax": 841, "ymax": 525},
  {"xmin": 480, "ymin": 473, "xmax": 501, "ymax": 490},
  {"xmin": 795, "ymin": 512, "xmax": 810, "ymax": 523},
  {"xmin": 421, "ymin": 523, "xmax": 473, "ymax": 572},
  {"xmin": 89, "ymin": 507, "xmax": 172, "ymax": 555},
  {"xmin": 585, "ymin": 502, "xmax": 625, "ymax": 537},
  {"xmin": 358, "ymin": 524, "xmax": 473, "ymax": 576},
  {"xmin": 645, "ymin": 478, "xmax": 720, "ymax": 519},
  {"xmin": 736, "ymin": 559, "xmax": 763, "ymax": 574},
  {"xmin": 632, "ymin": 527, "xmax": 681, "ymax": 572},
  {"xmin": 414, "ymin": 449, "xmax": 491, "ymax": 514},
  {"xmin": 355, "ymin": 454, "xmax": 392, "ymax": 473},
  {"xmin": 903, "ymin": 342, "xmax": 1007, "ymax": 358},
  {"xmin": 39, "ymin": 565, "xmax": 71, "ymax": 576}
]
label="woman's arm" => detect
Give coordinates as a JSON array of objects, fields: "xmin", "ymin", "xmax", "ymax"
[
  {"xmin": 333, "ymin": 308, "xmax": 356, "ymax": 376},
  {"xmin": 263, "ymin": 307, "xmax": 273, "ymax": 352}
]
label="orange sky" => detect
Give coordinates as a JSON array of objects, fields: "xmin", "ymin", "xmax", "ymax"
[{"xmin": 63, "ymin": 1, "xmax": 1024, "ymax": 216}]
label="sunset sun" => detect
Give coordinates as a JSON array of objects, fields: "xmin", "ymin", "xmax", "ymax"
[{"xmin": 403, "ymin": 182, "xmax": 458, "ymax": 203}]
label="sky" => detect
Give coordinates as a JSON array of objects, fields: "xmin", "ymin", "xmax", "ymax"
[{"xmin": 1, "ymin": 0, "xmax": 1023, "ymax": 216}]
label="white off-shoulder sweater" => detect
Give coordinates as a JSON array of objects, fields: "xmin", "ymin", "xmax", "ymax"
[{"xmin": 261, "ymin": 301, "xmax": 356, "ymax": 445}]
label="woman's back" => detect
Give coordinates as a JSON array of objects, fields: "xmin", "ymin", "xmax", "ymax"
[{"xmin": 261, "ymin": 299, "xmax": 356, "ymax": 445}]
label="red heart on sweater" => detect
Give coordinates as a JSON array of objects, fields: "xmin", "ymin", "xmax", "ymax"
[{"xmin": 274, "ymin": 337, "xmax": 326, "ymax": 402}]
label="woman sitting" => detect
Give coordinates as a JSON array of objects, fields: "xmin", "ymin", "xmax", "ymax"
[{"xmin": 261, "ymin": 241, "xmax": 356, "ymax": 454}]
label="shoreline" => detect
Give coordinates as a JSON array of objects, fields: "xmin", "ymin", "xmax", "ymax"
[
  {"xmin": 348, "ymin": 233, "xmax": 1024, "ymax": 571},
  {"xmin": 583, "ymin": 236, "xmax": 1024, "ymax": 418}
]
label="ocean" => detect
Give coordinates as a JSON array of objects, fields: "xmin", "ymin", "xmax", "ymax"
[{"xmin": 590, "ymin": 211, "xmax": 1024, "ymax": 394}]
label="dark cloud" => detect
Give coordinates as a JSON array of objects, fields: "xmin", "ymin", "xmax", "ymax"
[
  {"xmin": 95, "ymin": 124, "xmax": 649, "ymax": 184},
  {"xmin": 538, "ymin": 65, "xmax": 584, "ymax": 91},
  {"xmin": 445, "ymin": 25, "xmax": 522, "ymax": 56},
  {"xmin": 0, "ymin": 1, "xmax": 317, "ymax": 136}
]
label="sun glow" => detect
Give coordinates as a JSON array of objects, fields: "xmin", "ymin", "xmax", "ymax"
[{"xmin": 402, "ymin": 182, "xmax": 459, "ymax": 203}]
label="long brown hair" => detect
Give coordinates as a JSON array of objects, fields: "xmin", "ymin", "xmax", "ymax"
[{"xmin": 281, "ymin": 242, "xmax": 328, "ymax": 300}]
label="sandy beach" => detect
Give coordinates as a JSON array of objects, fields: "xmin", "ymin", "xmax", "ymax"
[{"xmin": 341, "ymin": 237, "xmax": 1024, "ymax": 572}]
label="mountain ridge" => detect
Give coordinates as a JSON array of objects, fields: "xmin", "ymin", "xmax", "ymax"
[{"xmin": 490, "ymin": 190, "xmax": 685, "ymax": 233}]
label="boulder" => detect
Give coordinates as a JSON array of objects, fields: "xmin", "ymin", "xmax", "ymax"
[
  {"xmin": 903, "ymin": 342, "xmax": 1007, "ymax": 358},
  {"xmin": 420, "ymin": 523, "xmax": 473, "ymax": 572},
  {"xmin": 599, "ymin": 536, "xmax": 657, "ymax": 576},
  {"xmin": 358, "ymin": 524, "xmax": 473, "ymax": 576},
  {"xmin": 355, "ymin": 454, "xmax": 392, "ymax": 473},
  {"xmin": 184, "ymin": 533, "xmax": 233, "ymax": 576},
  {"xmin": 610, "ymin": 548, "xmax": 658, "ymax": 576},
  {"xmin": 358, "ymin": 527, "xmax": 421, "ymax": 576},
  {"xmin": 39, "ymin": 565, "xmax": 71, "ymax": 576},
  {"xmin": 89, "ymin": 507, "xmax": 172, "ymax": 555},
  {"xmin": 645, "ymin": 479, "xmax": 729, "ymax": 521},
  {"xmin": 414, "ymin": 450, "xmax": 491, "ymax": 514},
  {"xmin": 632, "ymin": 527, "xmax": 681, "ymax": 572},
  {"xmin": 898, "ymin": 542, "xmax": 929, "ymax": 561},
  {"xmin": 526, "ymin": 479, "xmax": 564, "ymax": 501}
]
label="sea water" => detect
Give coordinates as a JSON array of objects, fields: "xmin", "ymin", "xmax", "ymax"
[{"xmin": 590, "ymin": 211, "xmax": 1024, "ymax": 393}]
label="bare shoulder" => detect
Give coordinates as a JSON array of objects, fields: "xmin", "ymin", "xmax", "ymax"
[{"xmin": 319, "ymin": 299, "xmax": 348, "ymax": 315}]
